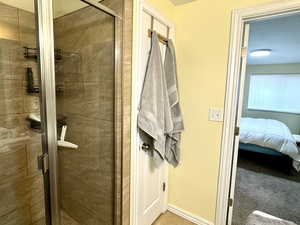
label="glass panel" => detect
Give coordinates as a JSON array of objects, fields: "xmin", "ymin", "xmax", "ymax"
[
  {"xmin": 0, "ymin": 1, "xmax": 48, "ymax": 225},
  {"xmin": 53, "ymin": 1, "xmax": 116, "ymax": 225},
  {"xmin": 248, "ymin": 74, "xmax": 300, "ymax": 113}
]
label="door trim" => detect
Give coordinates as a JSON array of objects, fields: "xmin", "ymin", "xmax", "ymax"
[
  {"xmin": 226, "ymin": 23, "xmax": 250, "ymax": 225},
  {"xmin": 131, "ymin": 1, "xmax": 175, "ymax": 225},
  {"xmin": 216, "ymin": 1, "xmax": 300, "ymax": 225}
]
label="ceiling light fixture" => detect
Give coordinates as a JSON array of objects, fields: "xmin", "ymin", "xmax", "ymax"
[{"xmin": 250, "ymin": 49, "xmax": 272, "ymax": 57}]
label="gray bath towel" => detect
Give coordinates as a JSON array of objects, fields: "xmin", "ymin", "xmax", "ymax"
[
  {"xmin": 164, "ymin": 40, "xmax": 184, "ymax": 167},
  {"xmin": 138, "ymin": 32, "xmax": 173, "ymax": 164}
]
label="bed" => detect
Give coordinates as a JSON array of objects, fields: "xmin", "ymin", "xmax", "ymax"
[{"xmin": 239, "ymin": 117, "xmax": 300, "ymax": 171}]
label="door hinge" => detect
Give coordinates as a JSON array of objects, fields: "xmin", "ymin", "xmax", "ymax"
[
  {"xmin": 234, "ymin": 126, "xmax": 240, "ymax": 136},
  {"xmin": 163, "ymin": 182, "xmax": 166, "ymax": 192},
  {"xmin": 228, "ymin": 198, "xmax": 234, "ymax": 207},
  {"xmin": 38, "ymin": 153, "xmax": 49, "ymax": 174},
  {"xmin": 241, "ymin": 47, "xmax": 248, "ymax": 57}
]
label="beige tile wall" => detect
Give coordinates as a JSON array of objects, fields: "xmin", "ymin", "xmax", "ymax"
[
  {"xmin": 0, "ymin": 2, "xmax": 45, "ymax": 225},
  {"xmin": 0, "ymin": 0, "xmax": 133, "ymax": 224},
  {"xmin": 54, "ymin": 6, "xmax": 116, "ymax": 225},
  {"xmin": 54, "ymin": 0, "xmax": 133, "ymax": 223}
]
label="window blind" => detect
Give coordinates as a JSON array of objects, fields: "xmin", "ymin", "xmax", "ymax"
[{"xmin": 248, "ymin": 74, "xmax": 300, "ymax": 114}]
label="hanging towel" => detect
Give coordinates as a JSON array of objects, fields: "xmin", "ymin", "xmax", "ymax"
[
  {"xmin": 164, "ymin": 40, "xmax": 184, "ymax": 167},
  {"xmin": 138, "ymin": 32, "xmax": 173, "ymax": 165}
]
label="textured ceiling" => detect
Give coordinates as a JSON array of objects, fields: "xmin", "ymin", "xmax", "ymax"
[
  {"xmin": 248, "ymin": 13, "xmax": 300, "ymax": 65},
  {"xmin": 169, "ymin": 0, "xmax": 197, "ymax": 5}
]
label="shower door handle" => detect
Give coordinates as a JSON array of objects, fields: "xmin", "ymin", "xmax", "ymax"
[{"xmin": 38, "ymin": 153, "xmax": 49, "ymax": 174}]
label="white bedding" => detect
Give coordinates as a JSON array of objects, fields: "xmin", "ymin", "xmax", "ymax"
[{"xmin": 240, "ymin": 117, "xmax": 300, "ymax": 171}]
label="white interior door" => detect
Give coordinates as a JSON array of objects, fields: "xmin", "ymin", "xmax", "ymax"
[
  {"xmin": 227, "ymin": 23, "xmax": 250, "ymax": 225},
  {"xmin": 136, "ymin": 10, "xmax": 170, "ymax": 225}
]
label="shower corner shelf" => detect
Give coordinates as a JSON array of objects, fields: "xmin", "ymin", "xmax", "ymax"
[
  {"xmin": 26, "ymin": 87, "xmax": 65, "ymax": 95},
  {"xmin": 24, "ymin": 46, "xmax": 63, "ymax": 61},
  {"xmin": 27, "ymin": 113, "xmax": 67, "ymax": 132},
  {"xmin": 24, "ymin": 47, "xmax": 38, "ymax": 60},
  {"xmin": 27, "ymin": 113, "xmax": 41, "ymax": 131},
  {"xmin": 57, "ymin": 117, "xmax": 67, "ymax": 127},
  {"xmin": 26, "ymin": 67, "xmax": 64, "ymax": 94}
]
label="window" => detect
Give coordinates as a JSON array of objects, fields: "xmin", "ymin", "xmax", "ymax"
[{"xmin": 248, "ymin": 74, "xmax": 300, "ymax": 114}]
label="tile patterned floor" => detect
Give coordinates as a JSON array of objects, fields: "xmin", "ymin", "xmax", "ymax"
[
  {"xmin": 33, "ymin": 210, "xmax": 193, "ymax": 225},
  {"xmin": 153, "ymin": 211, "xmax": 196, "ymax": 225}
]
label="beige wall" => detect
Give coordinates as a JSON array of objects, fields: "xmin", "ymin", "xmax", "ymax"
[
  {"xmin": 145, "ymin": 0, "xmax": 175, "ymax": 19},
  {"xmin": 142, "ymin": 0, "xmax": 274, "ymax": 223},
  {"xmin": 243, "ymin": 63, "xmax": 300, "ymax": 134}
]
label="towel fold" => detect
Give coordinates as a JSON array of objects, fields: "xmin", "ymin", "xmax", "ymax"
[
  {"xmin": 164, "ymin": 40, "xmax": 184, "ymax": 167},
  {"xmin": 137, "ymin": 32, "xmax": 173, "ymax": 165}
]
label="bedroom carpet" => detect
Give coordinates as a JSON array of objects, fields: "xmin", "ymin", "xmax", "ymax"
[{"xmin": 232, "ymin": 151, "xmax": 300, "ymax": 225}]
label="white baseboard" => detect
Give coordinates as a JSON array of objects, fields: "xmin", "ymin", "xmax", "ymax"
[{"xmin": 167, "ymin": 204, "xmax": 214, "ymax": 225}]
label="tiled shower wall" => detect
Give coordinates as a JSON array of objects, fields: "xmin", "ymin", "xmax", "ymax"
[
  {"xmin": 54, "ymin": 6, "xmax": 116, "ymax": 225},
  {"xmin": 0, "ymin": 2, "xmax": 45, "ymax": 225}
]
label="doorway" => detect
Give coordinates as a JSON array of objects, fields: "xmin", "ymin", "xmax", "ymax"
[
  {"xmin": 232, "ymin": 14, "xmax": 300, "ymax": 225},
  {"xmin": 216, "ymin": 2, "xmax": 300, "ymax": 225}
]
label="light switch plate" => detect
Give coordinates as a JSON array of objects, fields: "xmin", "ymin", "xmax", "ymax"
[{"xmin": 209, "ymin": 108, "xmax": 224, "ymax": 122}]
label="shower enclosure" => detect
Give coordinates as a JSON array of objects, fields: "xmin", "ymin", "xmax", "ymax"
[{"xmin": 0, "ymin": 0, "xmax": 122, "ymax": 225}]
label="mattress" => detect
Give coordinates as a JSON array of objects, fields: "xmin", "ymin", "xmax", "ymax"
[
  {"xmin": 239, "ymin": 143, "xmax": 284, "ymax": 157},
  {"xmin": 240, "ymin": 117, "xmax": 300, "ymax": 171}
]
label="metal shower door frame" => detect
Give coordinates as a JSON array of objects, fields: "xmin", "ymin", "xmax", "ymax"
[
  {"xmin": 35, "ymin": 0, "xmax": 123, "ymax": 224},
  {"xmin": 35, "ymin": 0, "xmax": 60, "ymax": 224},
  {"xmin": 81, "ymin": 3, "xmax": 123, "ymax": 225}
]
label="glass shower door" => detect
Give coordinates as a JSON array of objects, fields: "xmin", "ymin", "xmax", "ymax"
[
  {"xmin": 53, "ymin": 1, "xmax": 121, "ymax": 225},
  {"xmin": 0, "ymin": 0, "xmax": 122, "ymax": 224}
]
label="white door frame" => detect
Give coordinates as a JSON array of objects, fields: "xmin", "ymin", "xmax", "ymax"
[
  {"xmin": 130, "ymin": 1, "xmax": 175, "ymax": 225},
  {"xmin": 215, "ymin": 1, "xmax": 300, "ymax": 225}
]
